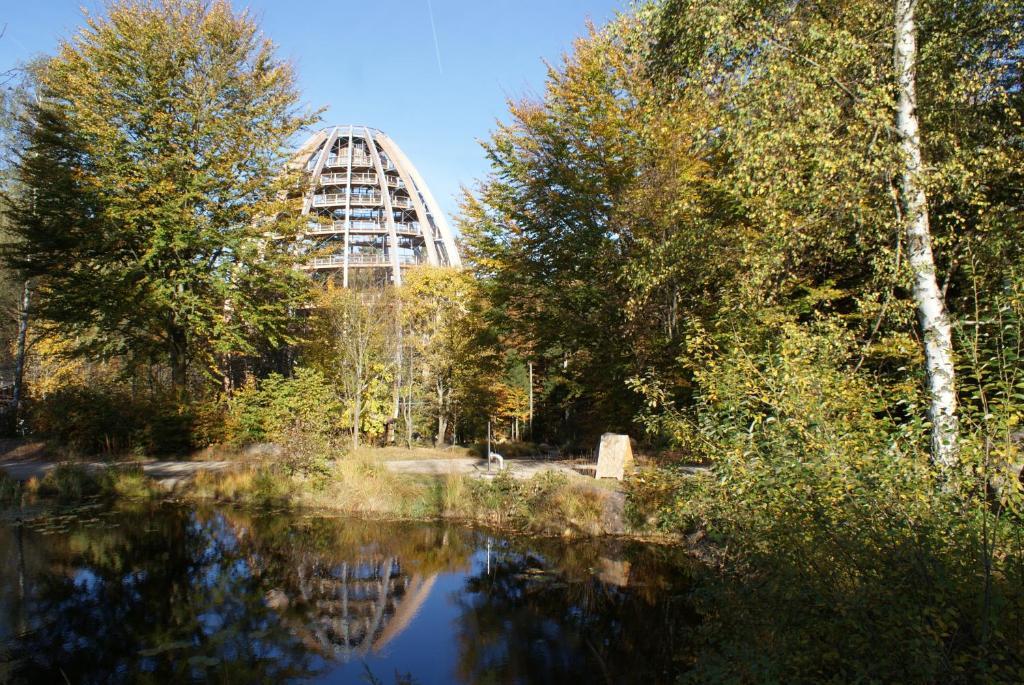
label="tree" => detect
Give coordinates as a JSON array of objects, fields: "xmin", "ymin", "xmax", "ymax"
[
  {"xmin": 0, "ymin": 65, "xmax": 39, "ymax": 427},
  {"xmin": 462, "ymin": 0, "xmax": 1022, "ymax": 461},
  {"xmin": 893, "ymin": 0, "xmax": 957, "ymax": 468},
  {"xmin": 316, "ymin": 282, "xmax": 397, "ymax": 450},
  {"xmin": 401, "ymin": 267, "xmax": 492, "ymax": 446},
  {"xmin": 1, "ymin": 0, "xmax": 317, "ymax": 398}
]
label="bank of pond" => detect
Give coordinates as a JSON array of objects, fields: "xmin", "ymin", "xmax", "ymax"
[
  {"xmin": 0, "ymin": 499, "xmax": 693, "ymax": 684},
  {"xmin": 1, "ymin": 465, "xmax": 1019, "ymax": 683}
]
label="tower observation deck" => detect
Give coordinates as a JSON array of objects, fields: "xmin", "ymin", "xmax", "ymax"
[{"xmin": 291, "ymin": 125, "xmax": 461, "ymax": 286}]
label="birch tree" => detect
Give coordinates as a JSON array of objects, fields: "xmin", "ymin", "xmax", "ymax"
[{"xmin": 894, "ymin": 0, "xmax": 958, "ymax": 468}]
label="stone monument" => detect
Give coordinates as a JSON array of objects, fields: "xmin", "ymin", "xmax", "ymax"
[{"xmin": 595, "ymin": 433, "xmax": 634, "ymax": 480}]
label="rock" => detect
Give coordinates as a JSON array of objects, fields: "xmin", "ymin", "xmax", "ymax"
[
  {"xmin": 595, "ymin": 433, "xmax": 634, "ymax": 481},
  {"xmin": 243, "ymin": 442, "xmax": 283, "ymax": 458}
]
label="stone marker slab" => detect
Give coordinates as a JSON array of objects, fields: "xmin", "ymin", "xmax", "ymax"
[{"xmin": 595, "ymin": 433, "xmax": 634, "ymax": 480}]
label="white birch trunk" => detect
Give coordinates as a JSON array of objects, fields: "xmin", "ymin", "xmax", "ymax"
[
  {"xmin": 436, "ymin": 379, "xmax": 448, "ymax": 446},
  {"xmin": 894, "ymin": 0, "xmax": 958, "ymax": 468}
]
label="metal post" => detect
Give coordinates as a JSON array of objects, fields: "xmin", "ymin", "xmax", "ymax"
[{"xmin": 486, "ymin": 419, "xmax": 491, "ymax": 474}]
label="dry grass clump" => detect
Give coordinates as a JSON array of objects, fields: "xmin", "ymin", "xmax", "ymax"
[
  {"xmin": 33, "ymin": 462, "xmax": 160, "ymax": 502},
  {"xmin": 306, "ymin": 456, "xmax": 432, "ymax": 516},
  {"xmin": 104, "ymin": 463, "xmax": 161, "ymax": 499},
  {"xmin": 447, "ymin": 471, "xmax": 609, "ymax": 535},
  {"xmin": 190, "ymin": 465, "xmax": 292, "ymax": 506},
  {"xmin": 38, "ymin": 463, "xmax": 103, "ymax": 500}
]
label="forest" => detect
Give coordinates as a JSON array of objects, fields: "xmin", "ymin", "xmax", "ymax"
[{"xmin": 0, "ymin": 0, "xmax": 1023, "ymax": 681}]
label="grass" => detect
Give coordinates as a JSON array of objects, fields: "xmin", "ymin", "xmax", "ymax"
[
  {"xmin": 28, "ymin": 463, "xmax": 162, "ymax": 503},
  {"xmin": 190, "ymin": 466, "xmax": 293, "ymax": 506},
  {"xmin": 182, "ymin": 455, "xmax": 619, "ymax": 536},
  {"xmin": 5, "ymin": 446, "xmax": 626, "ymax": 537},
  {"xmin": 0, "ymin": 470, "xmax": 21, "ymax": 506}
]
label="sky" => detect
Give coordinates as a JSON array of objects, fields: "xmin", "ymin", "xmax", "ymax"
[{"xmin": 0, "ymin": 0, "xmax": 627, "ymax": 219}]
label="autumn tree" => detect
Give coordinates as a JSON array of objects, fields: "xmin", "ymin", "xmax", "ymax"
[
  {"xmin": 400, "ymin": 266, "xmax": 494, "ymax": 446},
  {"xmin": 463, "ymin": 0, "xmax": 1022, "ymax": 464},
  {"xmin": 1, "ymin": 0, "xmax": 317, "ymax": 399},
  {"xmin": 315, "ymin": 281, "xmax": 397, "ymax": 450}
]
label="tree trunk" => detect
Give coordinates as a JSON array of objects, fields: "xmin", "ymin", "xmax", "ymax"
[
  {"xmin": 436, "ymin": 379, "xmax": 448, "ymax": 446},
  {"xmin": 11, "ymin": 280, "xmax": 31, "ymax": 430},
  {"xmin": 404, "ymin": 351, "xmax": 414, "ymax": 448},
  {"xmin": 168, "ymin": 325, "xmax": 188, "ymax": 401},
  {"xmin": 894, "ymin": 0, "xmax": 958, "ymax": 469},
  {"xmin": 528, "ymin": 361, "xmax": 533, "ymax": 440},
  {"xmin": 353, "ymin": 368, "xmax": 362, "ymax": 450}
]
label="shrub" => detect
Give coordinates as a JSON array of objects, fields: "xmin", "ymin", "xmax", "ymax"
[
  {"xmin": 625, "ymin": 465, "xmax": 702, "ymax": 532},
  {"xmin": 28, "ymin": 384, "xmax": 198, "ymax": 456},
  {"xmin": 224, "ymin": 368, "xmax": 345, "ymax": 475},
  {"xmin": 640, "ymin": 320, "xmax": 1024, "ymax": 682}
]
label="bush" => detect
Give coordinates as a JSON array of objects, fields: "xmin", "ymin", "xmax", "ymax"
[
  {"xmin": 640, "ymin": 320, "xmax": 1024, "ymax": 682},
  {"xmin": 28, "ymin": 384, "xmax": 198, "ymax": 456},
  {"xmin": 225, "ymin": 368, "xmax": 344, "ymax": 475},
  {"xmin": 625, "ymin": 465, "xmax": 702, "ymax": 532}
]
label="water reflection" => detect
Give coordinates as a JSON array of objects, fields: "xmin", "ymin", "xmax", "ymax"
[{"xmin": 0, "ymin": 502, "xmax": 695, "ymax": 684}]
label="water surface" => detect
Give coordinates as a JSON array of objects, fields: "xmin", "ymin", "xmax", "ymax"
[{"xmin": 0, "ymin": 501, "xmax": 696, "ymax": 684}]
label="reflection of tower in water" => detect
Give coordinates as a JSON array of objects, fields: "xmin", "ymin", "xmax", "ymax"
[{"xmin": 268, "ymin": 555, "xmax": 437, "ymax": 661}]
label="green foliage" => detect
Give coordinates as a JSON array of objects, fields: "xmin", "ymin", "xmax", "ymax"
[
  {"xmin": 227, "ymin": 368, "xmax": 341, "ymax": 444},
  {"xmin": 1, "ymin": 0, "xmax": 317, "ymax": 395},
  {"xmin": 399, "ymin": 266, "xmax": 498, "ymax": 445},
  {"xmin": 309, "ymin": 284, "xmax": 399, "ymax": 449},
  {"xmin": 630, "ymin": 314, "xmax": 1024, "ymax": 681},
  {"xmin": 225, "ymin": 368, "xmax": 343, "ymax": 476},
  {"xmin": 624, "ymin": 465, "xmax": 701, "ymax": 532}
]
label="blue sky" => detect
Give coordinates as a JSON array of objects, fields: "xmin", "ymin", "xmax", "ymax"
[{"xmin": 0, "ymin": 0, "xmax": 627, "ymax": 219}]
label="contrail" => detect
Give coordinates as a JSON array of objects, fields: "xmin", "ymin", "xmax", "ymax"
[{"xmin": 426, "ymin": 0, "xmax": 443, "ymax": 76}]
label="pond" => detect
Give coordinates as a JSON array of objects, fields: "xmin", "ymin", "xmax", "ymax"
[{"xmin": 0, "ymin": 501, "xmax": 698, "ymax": 684}]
